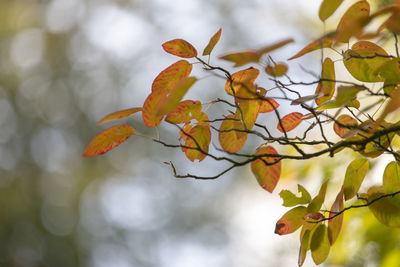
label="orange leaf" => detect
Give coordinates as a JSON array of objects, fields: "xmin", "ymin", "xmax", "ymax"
[
  {"xmin": 165, "ymin": 100, "xmax": 202, "ymax": 124},
  {"xmin": 315, "ymin": 57, "xmax": 335, "ymax": 106},
  {"xmin": 142, "ymin": 90, "xmax": 166, "ymax": 127},
  {"xmin": 152, "ymin": 60, "xmax": 192, "ymax": 93},
  {"xmin": 83, "ymin": 125, "xmax": 134, "ymax": 157},
  {"xmin": 182, "ymin": 123, "xmax": 211, "ymax": 162},
  {"xmin": 333, "ymin": 114, "xmax": 358, "ymax": 138},
  {"xmin": 288, "ymin": 36, "xmax": 333, "ymax": 60},
  {"xmin": 277, "ymin": 112, "xmax": 303, "ymax": 133},
  {"xmin": 156, "ymin": 76, "xmax": 197, "ymax": 116},
  {"xmin": 251, "ymin": 146, "xmax": 281, "ymax": 192},
  {"xmin": 265, "ymin": 62, "xmax": 288, "ymax": 77},
  {"xmin": 203, "ymin": 28, "xmax": 222, "ymax": 56},
  {"xmin": 225, "ymin": 67, "xmax": 259, "ymax": 96},
  {"xmin": 97, "ymin": 107, "xmax": 142, "ymax": 125},
  {"xmin": 218, "ymin": 114, "xmax": 248, "ymax": 153},
  {"xmin": 259, "ymin": 97, "xmax": 279, "ymax": 113},
  {"xmin": 162, "ymin": 39, "xmax": 198, "ymax": 58}
]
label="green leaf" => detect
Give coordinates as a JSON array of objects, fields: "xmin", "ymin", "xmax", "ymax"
[
  {"xmin": 202, "ymin": 28, "xmax": 222, "ymax": 56},
  {"xmin": 319, "ymin": 0, "xmax": 344, "ymax": 21},
  {"xmin": 343, "ymin": 158, "xmax": 369, "ymax": 200},
  {"xmin": 367, "ymin": 186, "xmax": 400, "ymax": 227},
  {"xmin": 377, "ymin": 57, "xmax": 400, "ymax": 95},
  {"xmin": 298, "ymin": 229, "xmax": 311, "ymax": 267},
  {"xmin": 280, "ymin": 184, "xmax": 312, "ymax": 207},
  {"xmin": 383, "ymin": 161, "xmax": 400, "ymax": 194},
  {"xmin": 307, "ymin": 181, "xmax": 328, "ymax": 213},
  {"xmin": 238, "ymin": 99, "xmax": 260, "ymax": 130},
  {"xmin": 310, "ymin": 224, "xmax": 330, "ymax": 265},
  {"xmin": 274, "ymin": 206, "xmax": 307, "ymax": 235},
  {"xmin": 315, "ymin": 58, "xmax": 335, "ymax": 106},
  {"xmin": 328, "ymin": 187, "xmax": 344, "ymax": 245}
]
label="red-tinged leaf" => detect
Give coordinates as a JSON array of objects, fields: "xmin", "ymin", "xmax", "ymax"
[
  {"xmin": 307, "ymin": 181, "xmax": 328, "ymax": 213},
  {"xmin": 219, "ymin": 51, "xmax": 260, "ymax": 67},
  {"xmin": 277, "ymin": 112, "xmax": 303, "ymax": 133},
  {"xmin": 343, "ymin": 158, "xmax": 369, "ymax": 200},
  {"xmin": 225, "ymin": 67, "xmax": 259, "ymax": 96},
  {"xmin": 238, "ymin": 100, "xmax": 260, "ymax": 130},
  {"xmin": 142, "ymin": 90, "xmax": 166, "ymax": 127},
  {"xmin": 251, "ymin": 146, "xmax": 281, "ymax": 192},
  {"xmin": 152, "ymin": 60, "xmax": 192, "ymax": 93},
  {"xmin": 291, "ymin": 93, "xmax": 323, "ymax": 105},
  {"xmin": 343, "ymin": 41, "xmax": 390, "ymax": 82},
  {"xmin": 156, "ymin": 76, "xmax": 197, "ymax": 116},
  {"xmin": 165, "ymin": 100, "xmax": 202, "ymax": 124},
  {"xmin": 383, "ymin": 161, "xmax": 400, "ymax": 194},
  {"xmin": 335, "ymin": 0, "xmax": 370, "ymax": 43},
  {"xmin": 179, "ymin": 123, "xmax": 193, "ymax": 151},
  {"xmin": 265, "ymin": 62, "xmax": 288, "ymax": 77},
  {"xmin": 218, "ymin": 114, "xmax": 248, "ymax": 153},
  {"xmin": 310, "ymin": 224, "xmax": 330, "ymax": 265},
  {"xmin": 83, "ymin": 125, "xmax": 134, "ymax": 157},
  {"xmin": 328, "ymin": 187, "xmax": 344, "ymax": 245},
  {"xmin": 319, "ymin": 0, "xmax": 344, "ymax": 21},
  {"xmin": 333, "ymin": 114, "xmax": 358, "ymax": 138},
  {"xmin": 97, "ymin": 107, "xmax": 142, "ymax": 125},
  {"xmin": 259, "ymin": 97, "xmax": 279, "ymax": 113},
  {"xmin": 315, "ymin": 58, "xmax": 335, "ymax": 106},
  {"xmin": 288, "ymin": 36, "xmax": 333, "ymax": 60},
  {"xmin": 367, "ymin": 186, "xmax": 400, "ymax": 227},
  {"xmin": 274, "ymin": 206, "xmax": 307, "ymax": 235},
  {"xmin": 182, "ymin": 124, "xmax": 211, "ymax": 162},
  {"xmin": 162, "ymin": 39, "xmax": 197, "ymax": 58},
  {"xmin": 203, "ymin": 28, "xmax": 222, "ymax": 56},
  {"xmin": 279, "ymin": 184, "xmax": 312, "ymax": 207}
]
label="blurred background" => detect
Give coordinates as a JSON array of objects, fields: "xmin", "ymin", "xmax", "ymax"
[{"xmin": 0, "ymin": 0, "xmax": 399, "ymax": 266}]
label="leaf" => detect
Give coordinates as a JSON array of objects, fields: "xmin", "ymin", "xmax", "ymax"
[
  {"xmin": 328, "ymin": 187, "xmax": 344, "ymax": 245},
  {"xmin": 310, "ymin": 224, "xmax": 330, "ymax": 265},
  {"xmin": 220, "ymin": 39, "xmax": 293, "ymax": 67},
  {"xmin": 182, "ymin": 122, "xmax": 211, "ymax": 162},
  {"xmin": 274, "ymin": 206, "xmax": 307, "ymax": 235},
  {"xmin": 218, "ymin": 114, "xmax": 248, "ymax": 153},
  {"xmin": 277, "ymin": 112, "xmax": 303, "ymax": 133},
  {"xmin": 319, "ymin": 0, "xmax": 344, "ymax": 22},
  {"xmin": 259, "ymin": 97, "xmax": 279, "ymax": 113},
  {"xmin": 97, "ymin": 107, "xmax": 142, "ymax": 125},
  {"xmin": 307, "ymin": 181, "xmax": 328, "ymax": 213},
  {"xmin": 343, "ymin": 158, "xmax": 369, "ymax": 200},
  {"xmin": 225, "ymin": 67, "xmax": 259, "ymax": 96},
  {"xmin": 343, "ymin": 41, "xmax": 390, "ymax": 82},
  {"xmin": 335, "ymin": 0, "xmax": 370, "ymax": 43},
  {"xmin": 156, "ymin": 76, "xmax": 197, "ymax": 116},
  {"xmin": 265, "ymin": 62, "xmax": 288, "ymax": 77},
  {"xmin": 315, "ymin": 57, "xmax": 335, "ymax": 106},
  {"xmin": 291, "ymin": 93, "xmax": 323, "ymax": 105},
  {"xmin": 162, "ymin": 39, "xmax": 198, "ymax": 58},
  {"xmin": 238, "ymin": 100, "xmax": 260, "ymax": 130},
  {"xmin": 203, "ymin": 28, "xmax": 222, "ymax": 56},
  {"xmin": 251, "ymin": 146, "xmax": 281, "ymax": 193},
  {"xmin": 377, "ymin": 58, "xmax": 400, "ymax": 95},
  {"xmin": 288, "ymin": 36, "xmax": 332, "ymax": 60},
  {"xmin": 367, "ymin": 186, "xmax": 400, "ymax": 227},
  {"xmin": 279, "ymin": 184, "xmax": 312, "ymax": 207},
  {"xmin": 142, "ymin": 90, "xmax": 167, "ymax": 127},
  {"xmin": 378, "ymin": 86, "xmax": 400, "ymax": 122},
  {"xmin": 83, "ymin": 125, "xmax": 134, "ymax": 157},
  {"xmin": 165, "ymin": 100, "xmax": 202, "ymax": 124},
  {"xmin": 152, "ymin": 60, "xmax": 193, "ymax": 93},
  {"xmin": 316, "ymin": 85, "xmax": 363, "ymax": 109},
  {"xmin": 383, "ymin": 161, "xmax": 400, "ymax": 194},
  {"xmin": 333, "ymin": 114, "xmax": 358, "ymax": 138},
  {"xmin": 299, "ymin": 229, "xmax": 311, "ymax": 267}
]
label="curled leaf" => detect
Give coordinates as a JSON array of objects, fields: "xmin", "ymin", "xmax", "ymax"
[{"xmin": 203, "ymin": 28, "xmax": 222, "ymax": 56}]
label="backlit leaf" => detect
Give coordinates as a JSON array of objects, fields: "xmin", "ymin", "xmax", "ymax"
[
  {"xmin": 367, "ymin": 186, "xmax": 400, "ymax": 227},
  {"xmin": 319, "ymin": 0, "xmax": 344, "ymax": 21},
  {"xmin": 299, "ymin": 230, "xmax": 311, "ymax": 267},
  {"xmin": 265, "ymin": 62, "xmax": 288, "ymax": 77},
  {"xmin": 291, "ymin": 93, "xmax": 323, "ymax": 105},
  {"xmin": 156, "ymin": 76, "xmax": 197, "ymax": 116},
  {"xmin": 328, "ymin": 187, "xmax": 344, "ymax": 245},
  {"xmin": 307, "ymin": 181, "xmax": 328, "ymax": 213},
  {"xmin": 279, "ymin": 184, "xmax": 312, "ymax": 207},
  {"xmin": 317, "ymin": 85, "xmax": 363, "ymax": 110},
  {"xmin": 335, "ymin": 0, "xmax": 370, "ymax": 43},
  {"xmin": 288, "ymin": 36, "xmax": 332, "ymax": 60},
  {"xmin": 259, "ymin": 97, "xmax": 279, "ymax": 113},
  {"xmin": 218, "ymin": 114, "xmax": 248, "ymax": 153},
  {"xmin": 343, "ymin": 41, "xmax": 390, "ymax": 82},
  {"xmin": 97, "ymin": 107, "xmax": 142, "ymax": 125},
  {"xmin": 225, "ymin": 67, "xmax": 259, "ymax": 96},
  {"xmin": 202, "ymin": 28, "xmax": 222, "ymax": 56},
  {"xmin": 333, "ymin": 114, "xmax": 358, "ymax": 138},
  {"xmin": 277, "ymin": 112, "xmax": 303, "ymax": 133},
  {"xmin": 142, "ymin": 90, "xmax": 167, "ymax": 127},
  {"xmin": 152, "ymin": 60, "xmax": 192, "ymax": 93},
  {"xmin": 162, "ymin": 39, "xmax": 198, "ymax": 58},
  {"xmin": 251, "ymin": 146, "xmax": 281, "ymax": 192},
  {"xmin": 377, "ymin": 58, "xmax": 400, "ymax": 94},
  {"xmin": 344, "ymin": 158, "xmax": 369, "ymax": 200},
  {"xmin": 83, "ymin": 125, "xmax": 134, "ymax": 157},
  {"xmin": 310, "ymin": 224, "xmax": 330, "ymax": 265},
  {"xmin": 165, "ymin": 100, "xmax": 202, "ymax": 124},
  {"xmin": 274, "ymin": 206, "xmax": 307, "ymax": 235},
  {"xmin": 238, "ymin": 100, "xmax": 260, "ymax": 130},
  {"xmin": 182, "ymin": 122, "xmax": 211, "ymax": 162},
  {"xmin": 383, "ymin": 161, "xmax": 400, "ymax": 194},
  {"xmin": 315, "ymin": 58, "xmax": 335, "ymax": 106}
]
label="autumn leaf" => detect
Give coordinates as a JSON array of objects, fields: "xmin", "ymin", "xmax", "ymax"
[
  {"xmin": 333, "ymin": 114, "xmax": 358, "ymax": 138},
  {"xmin": 152, "ymin": 60, "xmax": 193, "ymax": 93},
  {"xmin": 97, "ymin": 107, "xmax": 142, "ymax": 125},
  {"xmin": 275, "ymin": 206, "xmax": 307, "ymax": 235},
  {"xmin": 162, "ymin": 39, "xmax": 198, "ymax": 58},
  {"xmin": 277, "ymin": 112, "xmax": 303, "ymax": 133},
  {"xmin": 288, "ymin": 36, "xmax": 333, "ymax": 60},
  {"xmin": 310, "ymin": 224, "xmax": 330, "ymax": 265},
  {"xmin": 165, "ymin": 100, "xmax": 202, "ymax": 124},
  {"xmin": 319, "ymin": 0, "xmax": 344, "ymax": 22},
  {"xmin": 265, "ymin": 62, "xmax": 288, "ymax": 77},
  {"xmin": 383, "ymin": 161, "xmax": 400, "ymax": 194},
  {"xmin": 225, "ymin": 67, "xmax": 259, "ymax": 96},
  {"xmin": 218, "ymin": 114, "xmax": 248, "ymax": 153},
  {"xmin": 181, "ymin": 122, "xmax": 211, "ymax": 162},
  {"xmin": 328, "ymin": 187, "xmax": 344, "ymax": 245},
  {"xmin": 307, "ymin": 181, "xmax": 328, "ymax": 213},
  {"xmin": 343, "ymin": 158, "xmax": 369, "ymax": 200},
  {"xmin": 251, "ymin": 146, "xmax": 281, "ymax": 192},
  {"xmin": 238, "ymin": 100, "xmax": 260, "ymax": 130},
  {"xmin": 315, "ymin": 57, "xmax": 335, "ymax": 106},
  {"xmin": 367, "ymin": 186, "xmax": 400, "ymax": 227},
  {"xmin": 259, "ymin": 97, "xmax": 279, "ymax": 113},
  {"xmin": 202, "ymin": 28, "xmax": 222, "ymax": 56},
  {"xmin": 279, "ymin": 184, "xmax": 312, "ymax": 207},
  {"xmin": 83, "ymin": 125, "xmax": 134, "ymax": 157}
]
